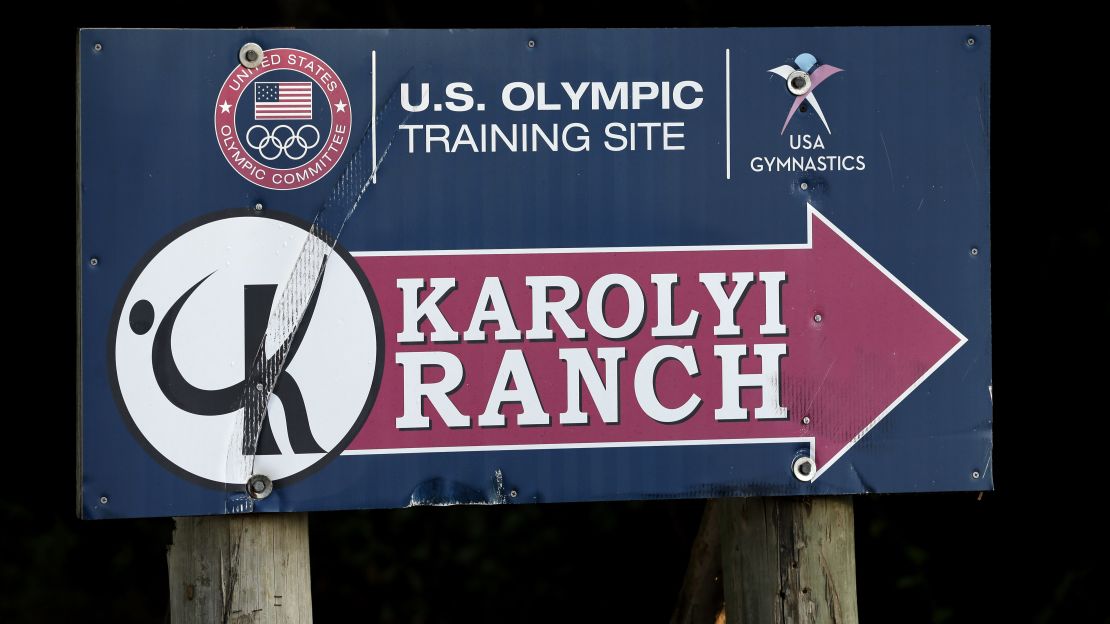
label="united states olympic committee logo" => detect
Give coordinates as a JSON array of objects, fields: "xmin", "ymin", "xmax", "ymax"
[
  {"xmin": 109, "ymin": 212, "xmax": 383, "ymax": 487},
  {"xmin": 214, "ymin": 48, "xmax": 352, "ymax": 191}
]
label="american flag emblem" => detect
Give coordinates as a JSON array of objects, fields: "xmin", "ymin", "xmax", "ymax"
[{"xmin": 254, "ymin": 82, "xmax": 313, "ymax": 120}]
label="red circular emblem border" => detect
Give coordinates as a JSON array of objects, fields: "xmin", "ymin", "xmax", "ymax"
[{"xmin": 214, "ymin": 48, "xmax": 352, "ymax": 191}]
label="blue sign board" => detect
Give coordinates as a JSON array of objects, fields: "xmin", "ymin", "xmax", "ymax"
[{"xmin": 79, "ymin": 27, "xmax": 991, "ymax": 519}]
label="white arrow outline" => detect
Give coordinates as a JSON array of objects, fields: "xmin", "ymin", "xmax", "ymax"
[{"xmin": 343, "ymin": 204, "xmax": 967, "ymax": 483}]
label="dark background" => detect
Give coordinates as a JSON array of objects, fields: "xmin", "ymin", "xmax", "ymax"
[{"xmin": 8, "ymin": 4, "xmax": 1094, "ymax": 623}]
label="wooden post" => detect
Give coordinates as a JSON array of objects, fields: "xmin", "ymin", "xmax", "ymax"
[
  {"xmin": 167, "ymin": 514, "xmax": 313, "ymax": 624},
  {"xmin": 720, "ymin": 497, "xmax": 857, "ymax": 624},
  {"xmin": 671, "ymin": 500, "xmax": 725, "ymax": 624}
]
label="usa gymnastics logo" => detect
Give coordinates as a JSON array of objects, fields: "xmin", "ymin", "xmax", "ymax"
[
  {"xmin": 768, "ymin": 53, "xmax": 843, "ymax": 135},
  {"xmin": 214, "ymin": 48, "xmax": 352, "ymax": 191}
]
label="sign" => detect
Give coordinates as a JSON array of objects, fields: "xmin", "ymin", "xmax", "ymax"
[{"xmin": 79, "ymin": 28, "xmax": 992, "ymax": 519}]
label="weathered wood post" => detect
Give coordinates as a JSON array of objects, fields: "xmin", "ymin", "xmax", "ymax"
[
  {"xmin": 671, "ymin": 500, "xmax": 725, "ymax": 624},
  {"xmin": 719, "ymin": 496, "xmax": 857, "ymax": 624},
  {"xmin": 167, "ymin": 514, "xmax": 313, "ymax": 623}
]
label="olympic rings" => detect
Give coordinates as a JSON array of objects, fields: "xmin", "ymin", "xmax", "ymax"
[{"xmin": 245, "ymin": 124, "xmax": 321, "ymax": 161}]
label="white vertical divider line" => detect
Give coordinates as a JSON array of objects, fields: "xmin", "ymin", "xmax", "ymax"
[
  {"xmin": 725, "ymin": 49, "xmax": 731, "ymax": 181},
  {"xmin": 372, "ymin": 49, "xmax": 377, "ymax": 184}
]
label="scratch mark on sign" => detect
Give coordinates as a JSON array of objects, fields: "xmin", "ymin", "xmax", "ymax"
[
  {"xmin": 974, "ymin": 93, "xmax": 986, "ymax": 136},
  {"xmin": 960, "ymin": 354, "xmax": 980, "ymax": 381},
  {"xmin": 217, "ymin": 63, "xmax": 416, "ymax": 624},
  {"xmin": 840, "ymin": 457, "xmax": 874, "ymax": 493},
  {"xmin": 878, "ymin": 132, "xmax": 895, "ymax": 193},
  {"xmin": 229, "ymin": 66, "xmax": 415, "ymax": 488},
  {"xmin": 964, "ymin": 139, "xmax": 981, "ymax": 194},
  {"xmin": 801, "ymin": 360, "xmax": 837, "ymax": 417}
]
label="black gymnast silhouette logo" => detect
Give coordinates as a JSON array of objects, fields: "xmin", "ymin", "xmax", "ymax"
[
  {"xmin": 109, "ymin": 212, "xmax": 382, "ymax": 487},
  {"xmin": 140, "ymin": 264, "xmax": 328, "ymax": 455}
]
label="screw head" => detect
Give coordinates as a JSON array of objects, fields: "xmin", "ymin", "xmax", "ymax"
[
  {"xmin": 792, "ymin": 455, "xmax": 815, "ymax": 482},
  {"xmin": 813, "ymin": 313, "xmax": 823, "ymax": 323},
  {"xmin": 970, "ymin": 247, "xmax": 979, "ymax": 256},
  {"xmin": 800, "ymin": 182, "xmax": 809, "ymax": 191},
  {"xmin": 972, "ymin": 471, "xmax": 981, "ymax": 479},
  {"xmin": 246, "ymin": 474, "xmax": 273, "ymax": 499},
  {"xmin": 256, "ymin": 383, "xmax": 264, "ymax": 392},
  {"xmin": 802, "ymin": 416, "xmax": 811, "ymax": 425},
  {"xmin": 253, "ymin": 202, "xmax": 264, "ymax": 212},
  {"xmin": 510, "ymin": 489, "xmax": 518, "ymax": 498},
  {"xmin": 786, "ymin": 70, "xmax": 812, "ymax": 96},
  {"xmin": 89, "ymin": 257, "xmax": 99, "ymax": 267},
  {"xmin": 527, "ymin": 40, "xmax": 536, "ymax": 48},
  {"xmin": 239, "ymin": 43, "xmax": 264, "ymax": 69},
  {"xmin": 99, "ymin": 496, "xmax": 108, "ymax": 505},
  {"xmin": 966, "ymin": 37, "xmax": 975, "ymax": 46},
  {"xmin": 93, "ymin": 43, "xmax": 103, "ymax": 52}
]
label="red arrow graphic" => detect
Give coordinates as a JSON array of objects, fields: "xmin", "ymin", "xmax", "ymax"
[{"xmin": 343, "ymin": 205, "xmax": 966, "ymax": 480}]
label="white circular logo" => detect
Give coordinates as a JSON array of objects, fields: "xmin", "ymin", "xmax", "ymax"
[{"xmin": 109, "ymin": 212, "xmax": 381, "ymax": 487}]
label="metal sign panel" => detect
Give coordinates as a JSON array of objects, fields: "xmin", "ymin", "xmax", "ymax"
[{"xmin": 79, "ymin": 27, "xmax": 992, "ymax": 519}]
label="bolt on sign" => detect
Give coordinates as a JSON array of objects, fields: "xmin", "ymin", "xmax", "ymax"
[{"xmin": 78, "ymin": 28, "xmax": 991, "ymax": 519}]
